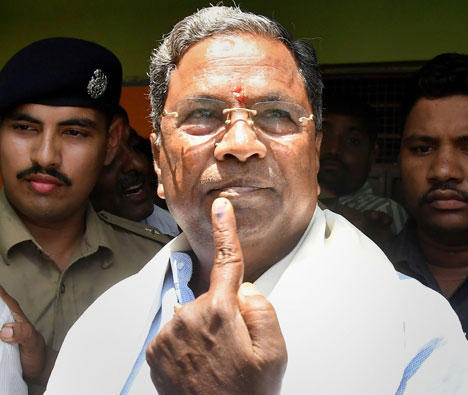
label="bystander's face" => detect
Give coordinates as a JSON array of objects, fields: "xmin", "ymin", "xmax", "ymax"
[
  {"xmin": 0, "ymin": 104, "xmax": 115, "ymax": 225},
  {"xmin": 400, "ymin": 95, "xmax": 468, "ymax": 242},
  {"xmin": 318, "ymin": 113, "xmax": 375, "ymax": 196},
  {"xmin": 92, "ymin": 117, "xmax": 154, "ymax": 222},
  {"xmin": 153, "ymin": 34, "xmax": 321, "ymax": 252}
]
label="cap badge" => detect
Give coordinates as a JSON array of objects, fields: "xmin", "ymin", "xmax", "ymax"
[{"xmin": 87, "ymin": 69, "xmax": 108, "ymax": 99}]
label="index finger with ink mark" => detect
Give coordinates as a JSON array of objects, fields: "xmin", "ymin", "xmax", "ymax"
[{"xmin": 209, "ymin": 197, "xmax": 245, "ymax": 297}]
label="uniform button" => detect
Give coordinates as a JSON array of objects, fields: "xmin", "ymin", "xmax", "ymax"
[
  {"xmin": 177, "ymin": 261, "xmax": 185, "ymax": 270},
  {"xmin": 60, "ymin": 283, "xmax": 66, "ymax": 294}
]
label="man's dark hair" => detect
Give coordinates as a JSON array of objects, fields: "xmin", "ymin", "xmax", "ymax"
[
  {"xmin": 401, "ymin": 53, "xmax": 468, "ymax": 123},
  {"xmin": 149, "ymin": 5, "xmax": 323, "ymax": 144},
  {"xmin": 133, "ymin": 129, "xmax": 153, "ymax": 164},
  {"xmin": 322, "ymin": 95, "xmax": 378, "ymax": 146}
]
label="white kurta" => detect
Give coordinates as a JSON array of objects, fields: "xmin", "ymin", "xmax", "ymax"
[
  {"xmin": 0, "ymin": 298, "xmax": 27, "ymax": 395},
  {"xmin": 46, "ymin": 207, "xmax": 468, "ymax": 394}
]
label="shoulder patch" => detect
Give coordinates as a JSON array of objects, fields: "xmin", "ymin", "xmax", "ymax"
[{"xmin": 97, "ymin": 210, "xmax": 172, "ymax": 244}]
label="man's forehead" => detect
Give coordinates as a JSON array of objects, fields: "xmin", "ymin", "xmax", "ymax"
[
  {"xmin": 179, "ymin": 35, "xmax": 294, "ymax": 71},
  {"xmin": 4, "ymin": 103, "xmax": 103, "ymax": 123},
  {"xmin": 167, "ymin": 33, "xmax": 307, "ymax": 106},
  {"xmin": 404, "ymin": 95, "xmax": 468, "ymax": 137},
  {"xmin": 202, "ymin": 35, "xmax": 286, "ymax": 62}
]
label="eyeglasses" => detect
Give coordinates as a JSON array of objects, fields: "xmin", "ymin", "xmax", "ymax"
[{"xmin": 161, "ymin": 98, "xmax": 314, "ymax": 137}]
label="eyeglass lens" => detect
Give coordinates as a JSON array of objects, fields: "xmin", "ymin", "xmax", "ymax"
[{"xmin": 166, "ymin": 98, "xmax": 311, "ymax": 136}]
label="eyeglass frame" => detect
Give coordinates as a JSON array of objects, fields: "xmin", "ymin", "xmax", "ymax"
[{"xmin": 161, "ymin": 101, "xmax": 315, "ymax": 134}]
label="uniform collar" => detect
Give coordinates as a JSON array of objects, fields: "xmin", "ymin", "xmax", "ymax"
[
  {"xmin": 0, "ymin": 188, "xmax": 35, "ymax": 263},
  {"xmin": 0, "ymin": 187, "xmax": 112, "ymax": 265},
  {"xmin": 74, "ymin": 203, "xmax": 114, "ymax": 265}
]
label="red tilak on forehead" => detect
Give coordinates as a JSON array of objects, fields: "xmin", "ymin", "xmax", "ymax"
[{"xmin": 232, "ymin": 86, "xmax": 247, "ymax": 104}]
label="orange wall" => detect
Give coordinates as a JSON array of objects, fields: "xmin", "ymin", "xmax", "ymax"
[{"xmin": 120, "ymin": 86, "xmax": 154, "ymax": 138}]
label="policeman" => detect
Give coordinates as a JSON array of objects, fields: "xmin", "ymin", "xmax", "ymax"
[{"xmin": 0, "ymin": 38, "xmax": 168, "ymax": 394}]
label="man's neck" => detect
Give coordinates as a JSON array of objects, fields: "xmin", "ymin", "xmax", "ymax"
[
  {"xmin": 19, "ymin": 208, "xmax": 87, "ymax": 272},
  {"xmin": 188, "ymin": 220, "xmax": 310, "ymax": 298},
  {"xmin": 417, "ymin": 228, "xmax": 468, "ymax": 297}
]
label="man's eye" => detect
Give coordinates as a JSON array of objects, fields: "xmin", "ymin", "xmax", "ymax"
[
  {"xmin": 410, "ymin": 145, "xmax": 432, "ymax": 154},
  {"xmin": 12, "ymin": 123, "xmax": 36, "ymax": 132},
  {"xmin": 346, "ymin": 137, "xmax": 362, "ymax": 147},
  {"xmin": 179, "ymin": 108, "xmax": 223, "ymax": 135},
  {"xmin": 190, "ymin": 109, "xmax": 218, "ymax": 120},
  {"xmin": 64, "ymin": 129, "xmax": 87, "ymax": 137},
  {"xmin": 260, "ymin": 109, "xmax": 291, "ymax": 120}
]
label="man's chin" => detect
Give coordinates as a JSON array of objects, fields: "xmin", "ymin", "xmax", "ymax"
[
  {"xmin": 318, "ymin": 174, "xmax": 344, "ymax": 193},
  {"xmin": 118, "ymin": 203, "xmax": 154, "ymax": 223},
  {"xmin": 421, "ymin": 216, "xmax": 468, "ymax": 245}
]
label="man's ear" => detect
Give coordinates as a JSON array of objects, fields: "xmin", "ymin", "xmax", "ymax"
[
  {"xmin": 104, "ymin": 115, "xmax": 125, "ymax": 166},
  {"xmin": 370, "ymin": 143, "xmax": 379, "ymax": 164},
  {"xmin": 315, "ymin": 130, "xmax": 323, "ymax": 196},
  {"xmin": 315, "ymin": 130, "xmax": 323, "ymax": 173},
  {"xmin": 150, "ymin": 132, "xmax": 165, "ymax": 200}
]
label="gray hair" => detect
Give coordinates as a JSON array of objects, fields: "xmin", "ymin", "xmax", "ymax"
[{"xmin": 149, "ymin": 5, "xmax": 323, "ymax": 141}]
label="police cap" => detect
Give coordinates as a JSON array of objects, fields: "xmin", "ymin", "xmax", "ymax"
[{"xmin": 0, "ymin": 37, "xmax": 122, "ymax": 116}]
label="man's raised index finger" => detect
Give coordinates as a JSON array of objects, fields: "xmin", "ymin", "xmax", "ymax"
[{"xmin": 209, "ymin": 197, "xmax": 244, "ymax": 295}]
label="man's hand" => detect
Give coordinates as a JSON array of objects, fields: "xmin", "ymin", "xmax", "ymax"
[
  {"xmin": 146, "ymin": 197, "xmax": 287, "ymax": 395},
  {"xmin": 334, "ymin": 204, "xmax": 393, "ymax": 245},
  {"xmin": 0, "ymin": 286, "xmax": 46, "ymax": 381}
]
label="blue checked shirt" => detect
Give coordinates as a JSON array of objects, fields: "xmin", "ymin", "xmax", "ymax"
[{"xmin": 120, "ymin": 252, "xmax": 195, "ymax": 394}]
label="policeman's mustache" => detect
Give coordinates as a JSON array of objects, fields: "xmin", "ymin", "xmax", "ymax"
[
  {"xmin": 119, "ymin": 171, "xmax": 146, "ymax": 191},
  {"xmin": 420, "ymin": 183, "xmax": 468, "ymax": 206},
  {"xmin": 16, "ymin": 163, "xmax": 72, "ymax": 186}
]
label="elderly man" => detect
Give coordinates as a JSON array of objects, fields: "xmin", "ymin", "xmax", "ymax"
[
  {"xmin": 91, "ymin": 106, "xmax": 179, "ymax": 236},
  {"xmin": 385, "ymin": 53, "xmax": 468, "ymax": 336},
  {"xmin": 47, "ymin": 7, "xmax": 468, "ymax": 395},
  {"xmin": 0, "ymin": 38, "xmax": 168, "ymax": 393}
]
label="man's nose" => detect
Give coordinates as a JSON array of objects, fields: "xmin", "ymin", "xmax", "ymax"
[
  {"xmin": 321, "ymin": 133, "xmax": 342, "ymax": 156},
  {"xmin": 427, "ymin": 146, "xmax": 464, "ymax": 184},
  {"xmin": 214, "ymin": 116, "xmax": 267, "ymax": 162},
  {"xmin": 122, "ymin": 147, "xmax": 148, "ymax": 174},
  {"xmin": 30, "ymin": 132, "xmax": 61, "ymax": 168}
]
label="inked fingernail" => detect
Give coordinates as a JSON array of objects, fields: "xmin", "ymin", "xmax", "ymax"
[
  {"xmin": 215, "ymin": 199, "xmax": 228, "ymax": 220},
  {"xmin": 1, "ymin": 326, "xmax": 13, "ymax": 339}
]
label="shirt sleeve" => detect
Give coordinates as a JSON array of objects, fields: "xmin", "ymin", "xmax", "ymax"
[
  {"xmin": 395, "ymin": 276, "xmax": 468, "ymax": 394},
  {"xmin": 0, "ymin": 299, "xmax": 28, "ymax": 395}
]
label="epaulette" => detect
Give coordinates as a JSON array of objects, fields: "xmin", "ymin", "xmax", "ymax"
[{"xmin": 97, "ymin": 210, "xmax": 172, "ymax": 244}]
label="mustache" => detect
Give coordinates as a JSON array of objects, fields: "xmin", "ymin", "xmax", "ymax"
[
  {"xmin": 119, "ymin": 171, "xmax": 146, "ymax": 190},
  {"xmin": 16, "ymin": 164, "xmax": 72, "ymax": 186},
  {"xmin": 199, "ymin": 165, "xmax": 282, "ymax": 193},
  {"xmin": 320, "ymin": 154, "xmax": 346, "ymax": 168},
  {"xmin": 420, "ymin": 183, "xmax": 468, "ymax": 206}
]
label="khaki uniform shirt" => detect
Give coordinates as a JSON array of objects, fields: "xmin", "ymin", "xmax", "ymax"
[{"xmin": 0, "ymin": 188, "xmax": 169, "ymax": 351}]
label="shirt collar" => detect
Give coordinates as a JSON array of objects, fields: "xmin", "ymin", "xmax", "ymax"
[
  {"xmin": 166, "ymin": 205, "xmax": 319, "ymax": 299},
  {"xmin": 77, "ymin": 204, "xmax": 114, "ymax": 258},
  {"xmin": 169, "ymin": 251, "xmax": 195, "ymax": 304},
  {"xmin": 0, "ymin": 187, "xmax": 112, "ymax": 265},
  {"xmin": 0, "ymin": 188, "xmax": 36, "ymax": 263}
]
